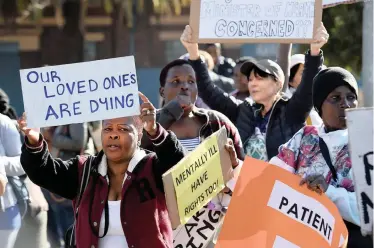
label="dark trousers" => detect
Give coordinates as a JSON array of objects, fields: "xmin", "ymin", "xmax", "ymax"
[{"xmin": 345, "ymin": 221, "xmax": 373, "ymax": 248}]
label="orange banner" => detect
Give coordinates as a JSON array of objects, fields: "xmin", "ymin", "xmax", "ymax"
[{"xmin": 216, "ymin": 157, "xmax": 349, "ymax": 248}]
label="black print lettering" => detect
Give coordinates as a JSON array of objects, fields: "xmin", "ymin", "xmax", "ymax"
[
  {"xmin": 362, "ymin": 151, "xmax": 373, "ymax": 186},
  {"xmin": 185, "ymin": 222, "xmax": 198, "ymax": 238},
  {"xmin": 191, "ymin": 171, "xmax": 208, "ymax": 193},
  {"xmin": 319, "ymin": 217, "xmax": 332, "ymax": 240},
  {"xmin": 175, "ymin": 152, "xmax": 208, "ymax": 186},
  {"xmin": 278, "ymin": 196, "xmax": 333, "ymax": 240},
  {"xmin": 286, "ymin": 203, "xmax": 298, "ymax": 219},
  {"xmin": 279, "ymin": 196, "xmax": 288, "ymax": 209},
  {"xmin": 196, "ymin": 220, "xmax": 214, "ymax": 240},
  {"xmin": 192, "ymin": 208, "xmax": 206, "ymax": 222},
  {"xmin": 307, "ymin": 210, "xmax": 314, "ymax": 224},
  {"xmin": 186, "ymin": 237, "xmax": 203, "ymax": 248},
  {"xmin": 312, "ymin": 214, "xmax": 321, "ymax": 229},
  {"xmin": 204, "ymin": 179, "xmax": 219, "ymax": 197},
  {"xmin": 361, "ymin": 192, "xmax": 373, "ymax": 224},
  {"xmin": 215, "ymin": 19, "xmax": 295, "ymax": 38},
  {"xmin": 301, "ymin": 206, "xmax": 310, "ymax": 221},
  {"xmin": 185, "ymin": 193, "xmax": 205, "ymax": 215},
  {"xmin": 208, "ymin": 210, "xmax": 221, "ymax": 223},
  {"xmin": 135, "ymin": 178, "xmax": 155, "ymax": 203}
]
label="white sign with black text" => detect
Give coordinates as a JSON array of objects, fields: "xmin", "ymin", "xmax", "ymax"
[
  {"xmin": 346, "ymin": 107, "xmax": 373, "ymax": 236},
  {"xmin": 195, "ymin": 0, "xmax": 321, "ymax": 41},
  {"xmin": 173, "ymin": 206, "xmax": 223, "ymax": 248}
]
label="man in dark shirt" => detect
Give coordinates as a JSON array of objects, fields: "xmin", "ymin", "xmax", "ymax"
[{"xmin": 204, "ymin": 43, "xmax": 236, "ymax": 78}]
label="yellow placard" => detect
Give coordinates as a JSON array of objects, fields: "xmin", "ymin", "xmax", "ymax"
[{"xmin": 171, "ymin": 134, "xmax": 225, "ymax": 225}]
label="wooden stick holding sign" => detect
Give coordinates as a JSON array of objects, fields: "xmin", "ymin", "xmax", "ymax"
[
  {"xmin": 189, "ymin": 0, "xmax": 323, "ymax": 44},
  {"xmin": 162, "ymin": 127, "xmax": 233, "ymax": 229},
  {"xmin": 346, "ymin": 107, "xmax": 373, "ymax": 236}
]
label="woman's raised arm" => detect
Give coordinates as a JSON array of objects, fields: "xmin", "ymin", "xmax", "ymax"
[{"xmin": 18, "ymin": 113, "xmax": 79, "ymax": 200}]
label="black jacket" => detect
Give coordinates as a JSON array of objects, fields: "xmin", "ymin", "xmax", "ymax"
[
  {"xmin": 190, "ymin": 50, "xmax": 324, "ymax": 159},
  {"xmin": 20, "ymin": 124, "xmax": 185, "ymax": 201}
]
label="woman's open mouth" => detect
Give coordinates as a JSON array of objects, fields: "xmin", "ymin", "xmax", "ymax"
[{"xmin": 107, "ymin": 144, "xmax": 120, "ymax": 151}]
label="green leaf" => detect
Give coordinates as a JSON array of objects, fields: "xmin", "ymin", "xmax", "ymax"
[{"xmin": 104, "ymin": 0, "xmax": 113, "ymax": 14}]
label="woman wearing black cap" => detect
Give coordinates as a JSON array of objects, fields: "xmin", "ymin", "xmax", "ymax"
[
  {"xmin": 180, "ymin": 23, "xmax": 329, "ymax": 160},
  {"xmin": 270, "ymin": 67, "xmax": 372, "ymax": 247}
]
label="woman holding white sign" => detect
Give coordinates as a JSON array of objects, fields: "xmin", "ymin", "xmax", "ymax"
[
  {"xmin": 180, "ymin": 23, "xmax": 329, "ymax": 161},
  {"xmin": 18, "ymin": 92, "xmax": 186, "ymax": 248},
  {"xmin": 270, "ymin": 67, "xmax": 373, "ymax": 247}
]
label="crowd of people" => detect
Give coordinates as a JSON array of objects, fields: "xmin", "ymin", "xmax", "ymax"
[{"xmin": 0, "ymin": 21, "xmax": 371, "ymax": 248}]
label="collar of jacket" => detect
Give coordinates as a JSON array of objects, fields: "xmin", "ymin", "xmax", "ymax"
[
  {"xmin": 90, "ymin": 149, "xmax": 147, "ymax": 182},
  {"xmin": 252, "ymin": 93, "xmax": 290, "ymax": 115},
  {"xmin": 97, "ymin": 149, "xmax": 147, "ymax": 177}
]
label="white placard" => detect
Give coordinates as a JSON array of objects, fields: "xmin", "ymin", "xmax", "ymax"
[
  {"xmin": 346, "ymin": 107, "xmax": 373, "ymax": 236},
  {"xmin": 197, "ymin": 0, "xmax": 318, "ymax": 40},
  {"xmin": 173, "ymin": 206, "xmax": 223, "ymax": 248},
  {"xmin": 19, "ymin": 56, "xmax": 140, "ymax": 128},
  {"xmin": 267, "ymin": 180, "xmax": 336, "ymax": 245}
]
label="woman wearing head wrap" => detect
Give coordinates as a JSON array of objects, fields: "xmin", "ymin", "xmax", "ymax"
[{"xmin": 270, "ymin": 67, "xmax": 373, "ymax": 247}]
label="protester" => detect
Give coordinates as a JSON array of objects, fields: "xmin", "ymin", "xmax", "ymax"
[
  {"xmin": 42, "ymin": 123, "xmax": 91, "ymax": 247},
  {"xmin": 286, "ymin": 54, "xmax": 323, "ymax": 126},
  {"xmin": 2, "ymin": 102, "xmax": 51, "ymax": 248},
  {"xmin": 204, "ymin": 43, "xmax": 236, "ymax": 78},
  {"xmin": 0, "ymin": 113, "xmax": 25, "ymax": 248},
  {"xmin": 269, "ymin": 67, "xmax": 373, "ymax": 247},
  {"xmin": 141, "ymin": 58, "xmax": 243, "ymax": 247},
  {"xmin": 13, "ymin": 177, "xmax": 50, "ymax": 248},
  {"xmin": 180, "ymin": 23, "xmax": 329, "ymax": 160},
  {"xmin": 231, "ymin": 56, "xmax": 255, "ymax": 101},
  {"xmin": 18, "ymin": 92, "xmax": 186, "ymax": 248},
  {"xmin": 0, "ymin": 89, "xmax": 18, "ymax": 120},
  {"xmin": 179, "ymin": 51, "xmax": 235, "ymax": 110}
]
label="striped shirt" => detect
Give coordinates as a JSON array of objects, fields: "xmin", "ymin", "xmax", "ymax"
[{"xmin": 179, "ymin": 137, "xmax": 200, "ymax": 153}]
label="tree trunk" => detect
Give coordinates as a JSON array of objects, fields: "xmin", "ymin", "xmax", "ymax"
[
  {"xmin": 60, "ymin": 0, "xmax": 84, "ymax": 64},
  {"xmin": 362, "ymin": 1, "xmax": 373, "ymax": 107},
  {"xmin": 110, "ymin": 0, "xmax": 125, "ymax": 57},
  {"xmin": 0, "ymin": 0, "xmax": 17, "ymax": 33}
]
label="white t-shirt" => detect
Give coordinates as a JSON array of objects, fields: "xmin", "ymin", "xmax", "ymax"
[{"xmin": 98, "ymin": 200, "xmax": 128, "ymax": 248}]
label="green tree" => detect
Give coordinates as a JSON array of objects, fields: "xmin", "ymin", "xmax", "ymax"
[{"xmin": 300, "ymin": 3, "xmax": 363, "ymax": 77}]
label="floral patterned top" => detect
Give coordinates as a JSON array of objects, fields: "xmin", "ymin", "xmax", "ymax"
[{"xmin": 269, "ymin": 125, "xmax": 360, "ymax": 225}]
